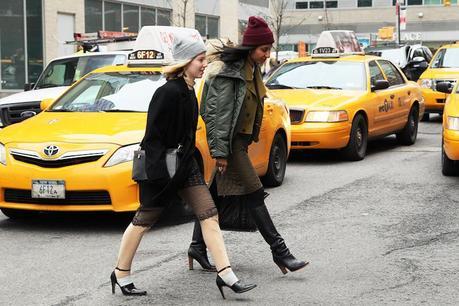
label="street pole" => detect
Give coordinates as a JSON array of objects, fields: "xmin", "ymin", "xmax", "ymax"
[{"xmin": 396, "ymin": 0, "xmax": 401, "ymax": 45}]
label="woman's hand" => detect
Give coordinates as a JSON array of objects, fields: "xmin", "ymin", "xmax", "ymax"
[{"xmin": 216, "ymin": 158, "xmax": 228, "ymax": 174}]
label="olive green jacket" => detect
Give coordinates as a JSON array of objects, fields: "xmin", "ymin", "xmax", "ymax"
[{"xmin": 200, "ymin": 59, "xmax": 265, "ymax": 158}]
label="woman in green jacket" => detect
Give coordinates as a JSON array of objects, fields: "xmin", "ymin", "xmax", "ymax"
[{"xmin": 189, "ymin": 16, "xmax": 308, "ymax": 275}]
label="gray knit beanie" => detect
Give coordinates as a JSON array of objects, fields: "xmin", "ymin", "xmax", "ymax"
[{"xmin": 171, "ymin": 28, "xmax": 206, "ymax": 64}]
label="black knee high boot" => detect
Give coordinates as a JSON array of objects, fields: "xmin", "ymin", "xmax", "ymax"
[
  {"xmin": 188, "ymin": 220, "xmax": 217, "ymax": 272},
  {"xmin": 248, "ymin": 189, "xmax": 309, "ymax": 274}
]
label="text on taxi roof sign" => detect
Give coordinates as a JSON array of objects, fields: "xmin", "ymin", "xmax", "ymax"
[{"xmin": 312, "ymin": 31, "xmax": 364, "ymax": 58}]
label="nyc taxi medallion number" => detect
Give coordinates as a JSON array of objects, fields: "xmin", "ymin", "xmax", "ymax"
[
  {"xmin": 32, "ymin": 180, "xmax": 65, "ymax": 199},
  {"xmin": 128, "ymin": 50, "xmax": 165, "ymax": 60}
]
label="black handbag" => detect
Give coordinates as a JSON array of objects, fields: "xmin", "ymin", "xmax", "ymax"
[
  {"xmin": 132, "ymin": 142, "xmax": 182, "ymax": 181},
  {"xmin": 209, "ymin": 177, "xmax": 258, "ymax": 232}
]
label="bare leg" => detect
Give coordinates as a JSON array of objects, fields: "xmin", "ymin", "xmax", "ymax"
[
  {"xmin": 200, "ymin": 215, "xmax": 231, "ymax": 271},
  {"xmin": 115, "ymin": 223, "xmax": 150, "ymax": 278}
]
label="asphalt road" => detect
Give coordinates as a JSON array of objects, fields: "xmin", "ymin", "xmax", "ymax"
[{"xmin": 0, "ymin": 115, "xmax": 458, "ymax": 305}]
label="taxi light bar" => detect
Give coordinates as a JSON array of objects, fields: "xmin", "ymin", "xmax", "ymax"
[{"xmin": 312, "ymin": 30, "xmax": 364, "ymax": 58}]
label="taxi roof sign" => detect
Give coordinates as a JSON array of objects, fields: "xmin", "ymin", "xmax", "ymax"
[
  {"xmin": 128, "ymin": 26, "xmax": 203, "ymax": 66},
  {"xmin": 312, "ymin": 31, "xmax": 364, "ymax": 58}
]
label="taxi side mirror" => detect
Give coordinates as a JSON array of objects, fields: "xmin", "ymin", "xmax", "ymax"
[
  {"xmin": 40, "ymin": 98, "xmax": 54, "ymax": 110},
  {"xmin": 371, "ymin": 80, "xmax": 390, "ymax": 91},
  {"xmin": 436, "ymin": 82, "xmax": 453, "ymax": 94}
]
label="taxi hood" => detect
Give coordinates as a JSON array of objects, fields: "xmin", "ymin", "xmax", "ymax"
[
  {"xmin": 0, "ymin": 112, "xmax": 146, "ymax": 145},
  {"xmin": 269, "ymin": 89, "xmax": 366, "ymax": 110}
]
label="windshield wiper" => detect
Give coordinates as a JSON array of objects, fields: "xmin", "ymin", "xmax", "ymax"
[
  {"xmin": 47, "ymin": 109, "xmax": 75, "ymax": 112},
  {"xmin": 266, "ymin": 84, "xmax": 296, "ymax": 89},
  {"xmin": 36, "ymin": 83, "xmax": 60, "ymax": 89},
  {"xmin": 103, "ymin": 109, "xmax": 142, "ymax": 113},
  {"xmin": 305, "ymin": 86, "xmax": 343, "ymax": 90}
]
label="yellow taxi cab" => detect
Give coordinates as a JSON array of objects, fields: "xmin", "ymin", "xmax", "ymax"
[
  {"xmin": 0, "ymin": 26, "xmax": 290, "ymax": 218},
  {"xmin": 436, "ymin": 81, "xmax": 459, "ymax": 175},
  {"xmin": 417, "ymin": 43, "xmax": 459, "ymax": 121},
  {"xmin": 265, "ymin": 30, "xmax": 424, "ymax": 161}
]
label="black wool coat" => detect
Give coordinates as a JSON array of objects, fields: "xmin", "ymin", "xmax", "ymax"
[{"xmin": 142, "ymin": 77, "xmax": 198, "ymax": 201}]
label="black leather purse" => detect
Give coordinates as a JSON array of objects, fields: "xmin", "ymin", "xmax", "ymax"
[{"xmin": 209, "ymin": 177, "xmax": 258, "ymax": 232}]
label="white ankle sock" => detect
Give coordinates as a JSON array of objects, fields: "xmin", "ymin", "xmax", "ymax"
[
  {"xmin": 219, "ymin": 270, "xmax": 239, "ymax": 286},
  {"xmin": 117, "ymin": 275, "xmax": 133, "ymax": 287}
]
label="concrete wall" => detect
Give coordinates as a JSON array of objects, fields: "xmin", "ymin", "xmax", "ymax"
[{"xmin": 43, "ymin": 0, "xmax": 85, "ymax": 65}]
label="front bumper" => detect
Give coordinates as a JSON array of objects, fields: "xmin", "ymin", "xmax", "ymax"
[
  {"xmin": 443, "ymin": 129, "xmax": 459, "ymax": 161},
  {"xmin": 422, "ymin": 88, "xmax": 448, "ymax": 113},
  {"xmin": 0, "ymin": 159, "xmax": 139, "ymax": 212},
  {"xmin": 290, "ymin": 121, "xmax": 351, "ymax": 150}
]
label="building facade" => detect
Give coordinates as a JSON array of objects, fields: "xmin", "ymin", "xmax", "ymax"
[
  {"xmin": 0, "ymin": 0, "xmax": 267, "ymax": 96},
  {"xmin": 279, "ymin": 0, "xmax": 459, "ymax": 52}
]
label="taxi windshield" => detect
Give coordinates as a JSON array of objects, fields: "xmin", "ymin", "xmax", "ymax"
[
  {"xmin": 431, "ymin": 48, "xmax": 459, "ymax": 69},
  {"xmin": 49, "ymin": 71, "xmax": 165, "ymax": 112},
  {"xmin": 35, "ymin": 54, "xmax": 126, "ymax": 89},
  {"xmin": 266, "ymin": 61, "xmax": 366, "ymax": 91}
]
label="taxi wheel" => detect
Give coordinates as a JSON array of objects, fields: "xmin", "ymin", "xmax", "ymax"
[
  {"xmin": 1, "ymin": 208, "xmax": 36, "ymax": 219},
  {"xmin": 262, "ymin": 133, "xmax": 287, "ymax": 187},
  {"xmin": 442, "ymin": 141, "xmax": 458, "ymax": 176},
  {"xmin": 396, "ymin": 105, "xmax": 419, "ymax": 145},
  {"xmin": 421, "ymin": 112, "xmax": 429, "ymax": 122},
  {"xmin": 342, "ymin": 114, "xmax": 367, "ymax": 161}
]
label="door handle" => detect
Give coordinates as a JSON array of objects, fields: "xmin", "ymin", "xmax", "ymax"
[
  {"xmin": 390, "ymin": 94, "xmax": 395, "ymax": 99},
  {"xmin": 407, "ymin": 90, "xmax": 411, "ymax": 96}
]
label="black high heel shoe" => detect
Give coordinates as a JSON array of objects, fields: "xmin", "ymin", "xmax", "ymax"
[
  {"xmin": 110, "ymin": 267, "xmax": 147, "ymax": 296},
  {"xmin": 215, "ymin": 266, "xmax": 257, "ymax": 299},
  {"xmin": 188, "ymin": 244, "xmax": 217, "ymax": 272}
]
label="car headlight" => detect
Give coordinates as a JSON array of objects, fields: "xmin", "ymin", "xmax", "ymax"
[
  {"xmin": 419, "ymin": 79, "xmax": 433, "ymax": 89},
  {"xmin": 0, "ymin": 143, "xmax": 6, "ymax": 165},
  {"xmin": 305, "ymin": 111, "xmax": 348, "ymax": 122},
  {"xmin": 0, "ymin": 116, "xmax": 3, "ymax": 127},
  {"xmin": 446, "ymin": 116, "xmax": 459, "ymax": 131},
  {"xmin": 104, "ymin": 143, "xmax": 140, "ymax": 167}
]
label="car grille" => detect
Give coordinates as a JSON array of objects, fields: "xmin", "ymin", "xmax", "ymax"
[
  {"xmin": 4, "ymin": 189, "xmax": 111, "ymax": 205},
  {"xmin": 289, "ymin": 109, "xmax": 305, "ymax": 124},
  {"xmin": 12, "ymin": 154, "xmax": 102, "ymax": 168},
  {"xmin": 436, "ymin": 99, "xmax": 446, "ymax": 104},
  {"xmin": 0, "ymin": 101, "xmax": 42, "ymax": 126}
]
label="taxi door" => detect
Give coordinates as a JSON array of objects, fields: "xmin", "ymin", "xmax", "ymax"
[
  {"xmin": 367, "ymin": 60, "xmax": 397, "ymax": 136},
  {"xmin": 377, "ymin": 60, "xmax": 411, "ymax": 130},
  {"xmin": 248, "ymin": 100, "xmax": 271, "ymax": 172}
]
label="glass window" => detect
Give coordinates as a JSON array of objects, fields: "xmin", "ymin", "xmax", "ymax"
[
  {"xmin": 195, "ymin": 15, "xmax": 207, "ymax": 37},
  {"xmin": 35, "ymin": 54, "xmax": 126, "ymax": 89},
  {"xmin": 85, "ymin": 0, "xmax": 102, "ymax": 32},
  {"xmin": 50, "ymin": 72, "xmax": 166, "ymax": 112},
  {"xmin": 141, "ymin": 7, "xmax": 156, "ymax": 26},
  {"xmin": 266, "ymin": 61, "xmax": 367, "ymax": 91},
  {"xmin": 378, "ymin": 60, "xmax": 405, "ymax": 86},
  {"xmin": 123, "ymin": 4, "xmax": 139, "ymax": 33},
  {"xmin": 26, "ymin": 0, "xmax": 43, "ymax": 85},
  {"xmin": 358, "ymin": 0, "xmax": 372, "ymax": 7},
  {"xmin": 424, "ymin": 0, "xmax": 442, "ymax": 4},
  {"xmin": 104, "ymin": 2, "xmax": 121, "ymax": 31},
  {"xmin": 431, "ymin": 48, "xmax": 459, "ymax": 69},
  {"xmin": 0, "ymin": 0, "xmax": 26, "ymax": 90},
  {"xmin": 326, "ymin": 1, "xmax": 338, "ymax": 8},
  {"xmin": 157, "ymin": 9, "xmax": 171, "ymax": 26},
  {"xmin": 407, "ymin": 0, "xmax": 422, "ymax": 5},
  {"xmin": 207, "ymin": 17, "xmax": 219, "ymax": 39},
  {"xmin": 369, "ymin": 61, "xmax": 385, "ymax": 87},
  {"xmin": 296, "ymin": 2, "xmax": 308, "ymax": 9},
  {"xmin": 309, "ymin": 1, "xmax": 324, "ymax": 8}
]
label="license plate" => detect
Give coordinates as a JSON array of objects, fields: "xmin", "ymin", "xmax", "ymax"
[{"xmin": 32, "ymin": 180, "xmax": 65, "ymax": 199}]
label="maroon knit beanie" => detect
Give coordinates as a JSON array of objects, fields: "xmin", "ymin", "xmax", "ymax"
[{"xmin": 242, "ymin": 16, "xmax": 274, "ymax": 47}]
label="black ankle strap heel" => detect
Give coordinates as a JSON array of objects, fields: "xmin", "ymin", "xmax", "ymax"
[
  {"xmin": 216, "ymin": 266, "xmax": 257, "ymax": 299},
  {"xmin": 111, "ymin": 267, "xmax": 147, "ymax": 296}
]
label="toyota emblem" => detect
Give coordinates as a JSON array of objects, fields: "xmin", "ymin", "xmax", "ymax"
[{"xmin": 44, "ymin": 145, "xmax": 59, "ymax": 157}]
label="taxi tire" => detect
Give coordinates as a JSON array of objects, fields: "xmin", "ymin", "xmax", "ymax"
[
  {"xmin": 396, "ymin": 105, "xmax": 419, "ymax": 145},
  {"xmin": 342, "ymin": 114, "xmax": 368, "ymax": 161},
  {"xmin": 442, "ymin": 141, "xmax": 458, "ymax": 176},
  {"xmin": 0, "ymin": 208, "xmax": 36, "ymax": 219},
  {"xmin": 262, "ymin": 133, "xmax": 287, "ymax": 187}
]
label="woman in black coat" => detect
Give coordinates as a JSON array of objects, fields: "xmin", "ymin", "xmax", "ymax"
[{"xmin": 110, "ymin": 30, "xmax": 256, "ymax": 299}]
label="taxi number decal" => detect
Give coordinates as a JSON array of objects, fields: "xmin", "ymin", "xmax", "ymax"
[
  {"xmin": 129, "ymin": 50, "xmax": 165, "ymax": 60},
  {"xmin": 313, "ymin": 47, "xmax": 338, "ymax": 55},
  {"xmin": 378, "ymin": 100, "xmax": 394, "ymax": 113}
]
